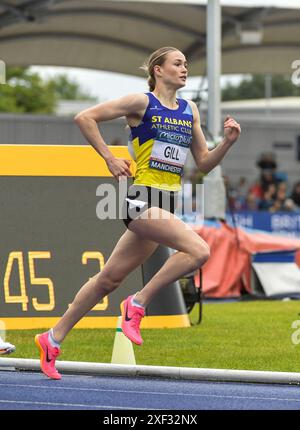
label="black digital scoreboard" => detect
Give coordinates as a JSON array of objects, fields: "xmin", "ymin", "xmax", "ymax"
[{"xmin": 0, "ymin": 145, "xmax": 189, "ymax": 330}]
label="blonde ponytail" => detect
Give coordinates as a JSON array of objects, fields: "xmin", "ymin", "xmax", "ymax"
[{"xmin": 140, "ymin": 47, "xmax": 179, "ymax": 92}]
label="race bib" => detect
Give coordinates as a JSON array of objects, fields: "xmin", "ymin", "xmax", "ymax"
[{"xmin": 149, "ymin": 130, "xmax": 191, "ymax": 176}]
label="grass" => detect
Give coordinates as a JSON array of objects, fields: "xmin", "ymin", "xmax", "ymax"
[{"xmin": 4, "ymin": 300, "xmax": 300, "ymax": 373}]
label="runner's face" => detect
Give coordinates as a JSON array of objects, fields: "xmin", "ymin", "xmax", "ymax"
[{"xmin": 156, "ymin": 51, "xmax": 188, "ymax": 88}]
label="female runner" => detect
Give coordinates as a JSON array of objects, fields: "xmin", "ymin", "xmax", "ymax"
[{"xmin": 35, "ymin": 46, "xmax": 241, "ymax": 379}]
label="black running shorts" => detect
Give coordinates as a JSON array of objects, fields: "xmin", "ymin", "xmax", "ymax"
[{"xmin": 122, "ymin": 184, "xmax": 178, "ymax": 229}]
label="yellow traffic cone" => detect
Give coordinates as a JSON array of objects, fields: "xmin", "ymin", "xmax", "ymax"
[{"xmin": 111, "ymin": 316, "xmax": 136, "ymax": 365}]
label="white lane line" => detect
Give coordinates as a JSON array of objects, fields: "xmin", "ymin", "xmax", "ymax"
[
  {"xmin": 0, "ymin": 383, "xmax": 300, "ymax": 403},
  {"xmin": 0, "ymin": 400, "xmax": 148, "ymax": 410}
]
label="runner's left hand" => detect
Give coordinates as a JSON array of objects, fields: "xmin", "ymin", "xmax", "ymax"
[{"xmin": 223, "ymin": 115, "xmax": 241, "ymax": 145}]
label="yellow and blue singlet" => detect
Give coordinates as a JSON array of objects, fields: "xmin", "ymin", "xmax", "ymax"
[{"xmin": 129, "ymin": 92, "xmax": 194, "ymax": 192}]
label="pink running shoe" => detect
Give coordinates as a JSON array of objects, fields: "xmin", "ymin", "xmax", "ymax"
[
  {"xmin": 35, "ymin": 332, "xmax": 61, "ymax": 380},
  {"xmin": 120, "ymin": 295, "xmax": 145, "ymax": 345}
]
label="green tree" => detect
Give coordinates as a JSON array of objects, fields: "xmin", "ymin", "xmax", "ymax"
[
  {"xmin": 222, "ymin": 74, "xmax": 300, "ymax": 101},
  {"xmin": 0, "ymin": 67, "xmax": 96, "ymax": 114},
  {"xmin": 47, "ymin": 74, "xmax": 96, "ymax": 101},
  {"xmin": 0, "ymin": 66, "xmax": 56, "ymax": 113}
]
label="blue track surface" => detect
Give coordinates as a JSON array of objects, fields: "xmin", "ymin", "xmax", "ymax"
[{"xmin": 0, "ymin": 370, "xmax": 300, "ymax": 410}]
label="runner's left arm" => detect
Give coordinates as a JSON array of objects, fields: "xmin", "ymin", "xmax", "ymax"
[{"xmin": 189, "ymin": 101, "xmax": 241, "ymax": 174}]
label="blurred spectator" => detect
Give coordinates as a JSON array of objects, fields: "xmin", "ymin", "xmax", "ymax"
[
  {"xmin": 236, "ymin": 177, "xmax": 248, "ymax": 198},
  {"xmin": 258, "ymin": 183, "xmax": 276, "ymax": 210},
  {"xmin": 234, "ymin": 177, "xmax": 248, "ymax": 209},
  {"xmin": 278, "ymin": 181, "xmax": 288, "ymax": 193},
  {"xmin": 256, "ymin": 152, "xmax": 279, "ymax": 194},
  {"xmin": 269, "ymin": 182, "xmax": 291, "ymax": 212},
  {"xmin": 248, "ymin": 179, "xmax": 264, "ymax": 201},
  {"xmin": 256, "ymin": 152, "xmax": 277, "ymax": 170},
  {"xmin": 260, "ymin": 169, "xmax": 277, "ymax": 191},
  {"xmin": 245, "ymin": 192, "xmax": 259, "ymax": 211},
  {"xmin": 220, "ymin": 148, "xmax": 299, "ymax": 213},
  {"xmin": 291, "ymin": 181, "xmax": 300, "ymax": 209},
  {"xmin": 284, "ymin": 198, "xmax": 297, "ymax": 211},
  {"xmin": 223, "ymin": 175, "xmax": 237, "ymax": 210}
]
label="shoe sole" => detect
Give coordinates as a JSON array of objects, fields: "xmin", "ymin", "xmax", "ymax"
[
  {"xmin": 120, "ymin": 300, "xmax": 126, "ymax": 331},
  {"xmin": 35, "ymin": 334, "xmax": 44, "ymax": 365},
  {"xmin": 120, "ymin": 299, "xmax": 142, "ymax": 346},
  {"xmin": 0, "ymin": 347, "xmax": 15, "ymax": 355},
  {"xmin": 35, "ymin": 335, "xmax": 61, "ymax": 380}
]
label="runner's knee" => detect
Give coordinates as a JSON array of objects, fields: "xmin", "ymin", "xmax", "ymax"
[
  {"xmin": 189, "ymin": 243, "xmax": 210, "ymax": 269},
  {"xmin": 94, "ymin": 270, "xmax": 124, "ymax": 294}
]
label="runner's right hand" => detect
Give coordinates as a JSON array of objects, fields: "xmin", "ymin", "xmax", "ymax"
[{"xmin": 106, "ymin": 158, "xmax": 132, "ymax": 181}]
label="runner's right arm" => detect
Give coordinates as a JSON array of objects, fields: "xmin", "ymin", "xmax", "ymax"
[{"xmin": 74, "ymin": 93, "xmax": 147, "ymax": 179}]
